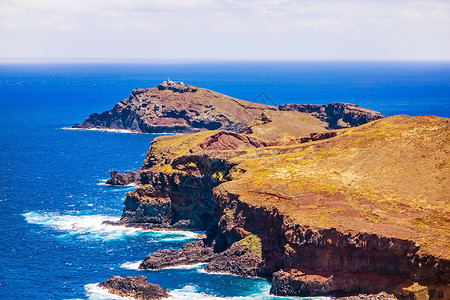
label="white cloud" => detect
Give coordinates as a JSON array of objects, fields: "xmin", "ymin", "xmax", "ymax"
[{"xmin": 0, "ymin": 0, "xmax": 449, "ymax": 60}]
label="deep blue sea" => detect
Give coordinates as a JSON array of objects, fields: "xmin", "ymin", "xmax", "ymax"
[{"xmin": 0, "ymin": 62, "xmax": 449, "ymax": 299}]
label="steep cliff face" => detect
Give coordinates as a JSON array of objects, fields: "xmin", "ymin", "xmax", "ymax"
[
  {"xmin": 120, "ymin": 131, "xmax": 266, "ymax": 229},
  {"xmin": 117, "ymin": 115, "xmax": 449, "ymax": 299},
  {"xmin": 279, "ymin": 103, "xmax": 385, "ymax": 129},
  {"xmin": 73, "ymin": 82, "xmax": 384, "ymax": 136}
]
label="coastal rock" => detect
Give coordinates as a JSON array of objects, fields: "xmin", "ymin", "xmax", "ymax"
[
  {"xmin": 334, "ymin": 292, "xmax": 398, "ymax": 300},
  {"xmin": 120, "ymin": 187, "xmax": 173, "ymax": 229},
  {"xmin": 205, "ymin": 234, "xmax": 263, "ymax": 276},
  {"xmin": 139, "ymin": 240, "xmax": 216, "ymax": 269},
  {"xmin": 279, "ymin": 102, "xmax": 385, "ymax": 129},
  {"xmin": 105, "ymin": 170, "xmax": 140, "ymax": 186},
  {"xmin": 98, "ymin": 275, "xmax": 169, "ymax": 300},
  {"xmin": 270, "ymin": 269, "xmax": 422, "ymax": 298}
]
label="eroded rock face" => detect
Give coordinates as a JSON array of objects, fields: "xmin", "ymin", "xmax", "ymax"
[
  {"xmin": 205, "ymin": 234, "xmax": 263, "ymax": 277},
  {"xmin": 105, "ymin": 170, "xmax": 140, "ymax": 186},
  {"xmin": 98, "ymin": 275, "xmax": 169, "ymax": 300},
  {"xmin": 279, "ymin": 103, "xmax": 385, "ymax": 129},
  {"xmin": 270, "ymin": 269, "xmax": 421, "ymax": 298},
  {"xmin": 120, "ymin": 167, "xmax": 221, "ymax": 230},
  {"xmin": 139, "ymin": 240, "xmax": 216, "ymax": 270},
  {"xmin": 336, "ymin": 292, "xmax": 398, "ymax": 300}
]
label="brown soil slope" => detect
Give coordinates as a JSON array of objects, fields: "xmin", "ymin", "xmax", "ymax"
[{"xmin": 224, "ymin": 115, "xmax": 450, "ymax": 257}]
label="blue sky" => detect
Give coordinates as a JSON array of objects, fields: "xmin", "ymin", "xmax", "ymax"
[{"xmin": 0, "ymin": 0, "xmax": 449, "ymax": 61}]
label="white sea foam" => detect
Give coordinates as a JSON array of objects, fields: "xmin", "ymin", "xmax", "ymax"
[
  {"xmin": 97, "ymin": 179, "xmax": 138, "ymax": 188},
  {"xmin": 22, "ymin": 212, "xmax": 142, "ymax": 241},
  {"xmin": 86, "ymin": 281, "xmax": 329, "ymax": 300},
  {"xmin": 120, "ymin": 261, "xmax": 143, "ymax": 270},
  {"xmin": 61, "ymin": 127, "xmax": 140, "ymax": 134},
  {"xmin": 162, "ymin": 263, "xmax": 207, "ymax": 270},
  {"xmin": 197, "ymin": 267, "xmax": 243, "ymax": 277},
  {"xmin": 120, "ymin": 260, "xmax": 206, "ymax": 271},
  {"xmin": 150, "ymin": 230, "xmax": 201, "ymax": 242},
  {"xmin": 85, "ymin": 283, "xmax": 134, "ymax": 300},
  {"xmin": 96, "ymin": 179, "xmax": 108, "ymax": 186},
  {"xmin": 169, "ymin": 284, "xmax": 326, "ymax": 299},
  {"xmin": 22, "ymin": 211, "xmax": 202, "ymax": 242}
]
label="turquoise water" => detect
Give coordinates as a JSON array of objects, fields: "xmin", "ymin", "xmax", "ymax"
[{"xmin": 0, "ymin": 62, "xmax": 449, "ymax": 299}]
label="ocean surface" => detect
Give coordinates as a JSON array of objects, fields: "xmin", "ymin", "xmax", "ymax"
[{"xmin": 0, "ymin": 62, "xmax": 449, "ymax": 299}]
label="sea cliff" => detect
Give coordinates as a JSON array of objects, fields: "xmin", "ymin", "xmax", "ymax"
[{"xmin": 114, "ymin": 115, "xmax": 449, "ymax": 299}]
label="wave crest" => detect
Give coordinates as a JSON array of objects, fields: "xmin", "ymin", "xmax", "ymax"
[{"xmin": 22, "ymin": 211, "xmax": 202, "ymax": 242}]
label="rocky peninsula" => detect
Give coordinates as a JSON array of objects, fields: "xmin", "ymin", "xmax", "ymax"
[
  {"xmin": 73, "ymin": 80, "xmax": 384, "ymax": 138},
  {"xmin": 79, "ymin": 82, "xmax": 449, "ymax": 299}
]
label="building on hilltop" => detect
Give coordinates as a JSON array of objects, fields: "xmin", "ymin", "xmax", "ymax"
[{"xmin": 166, "ymin": 77, "xmax": 184, "ymax": 85}]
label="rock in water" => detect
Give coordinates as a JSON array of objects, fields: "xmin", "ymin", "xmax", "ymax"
[
  {"xmin": 105, "ymin": 170, "xmax": 140, "ymax": 186},
  {"xmin": 98, "ymin": 275, "xmax": 169, "ymax": 300},
  {"xmin": 139, "ymin": 240, "xmax": 216, "ymax": 269},
  {"xmin": 205, "ymin": 234, "xmax": 263, "ymax": 277}
]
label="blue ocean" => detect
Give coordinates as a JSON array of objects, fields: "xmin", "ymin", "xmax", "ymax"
[{"xmin": 0, "ymin": 62, "xmax": 449, "ymax": 299}]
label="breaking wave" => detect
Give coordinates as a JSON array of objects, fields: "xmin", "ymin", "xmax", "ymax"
[
  {"xmin": 22, "ymin": 211, "xmax": 202, "ymax": 242},
  {"xmin": 22, "ymin": 212, "xmax": 142, "ymax": 241}
]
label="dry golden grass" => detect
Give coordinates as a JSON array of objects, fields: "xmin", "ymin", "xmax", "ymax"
[
  {"xmin": 223, "ymin": 116, "xmax": 450, "ymax": 257},
  {"xmin": 243, "ymin": 110, "xmax": 329, "ymax": 142}
]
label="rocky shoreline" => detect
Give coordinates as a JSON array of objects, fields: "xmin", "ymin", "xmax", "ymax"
[{"xmin": 82, "ymin": 83, "xmax": 449, "ymax": 299}]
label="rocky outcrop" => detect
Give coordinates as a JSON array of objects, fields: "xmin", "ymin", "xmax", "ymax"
[
  {"xmin": 98, "ymin": 275, "xmax": 169, "ymax": 300},
  {"xmin": 336, "ymin": 292, "xmax": 398, "ymax": 300},
  {"xmin": 279, "ymin": 103, "xmax": 385, "ymax": 129},
  {"xmin": 73, "ymin": 81, "xmax": 384, "ymax": 134},
  {"xmin": 139, "ymin": 235, "xmax": 263, "ymax": 277},
  {"xmin": 119, "ymin": 163, "xmax": 222, "ymax": 230},
  {"xmin": 113, "ymin": 115, "xmax": 449, "ymax": 299},
  {"xmin": 205, "ymin": 234, "xmax": 263, "ymax": 277},
  {"xmin": 157, "ymin": 81, "xmax": 198, "ymax": 93},
  {"xmin": 105, "ymin": 170, "xmax": 140, "ymax": 186},
  {"xmin": 270, "ymin": 269, "xmax": 426, "ymax": 298},
  {"xmin": 139, "ymin": 240, "xmax": 215, "ymax": 269}
]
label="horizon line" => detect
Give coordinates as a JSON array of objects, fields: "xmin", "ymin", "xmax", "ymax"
[{"xmin": 1, "ymin": 57, "xmax": 450, "ymax": 64}]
